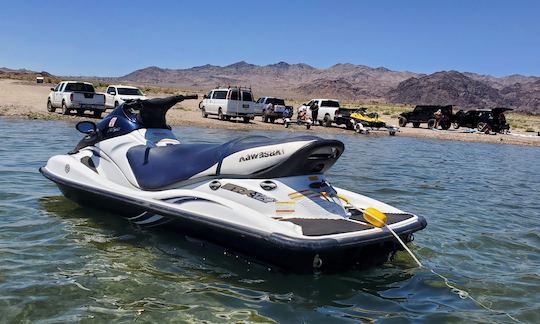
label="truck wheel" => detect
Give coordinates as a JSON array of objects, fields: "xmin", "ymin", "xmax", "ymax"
[
  {"xmin": 93, "ymin": 110, "xmax": 102, "ymax": 118},
  {"xmin": 47, "ymin": 100, "xmax": 55, "ymax": 112},
  {"xmin": 62, "ymin": 101, "xmax": 69, "ymax": 115},
  {"xmin": 427, "ymin": 119, "xmax": 436, "ymax": 129},
  {"xmin": 243, "ymin": 117, "xmax": 250, "ymax": 123},
  {"xmin": 201, "ymin": 107, "xmax": 208, "ymax": 118},
  {"xmin": 323, "ymin": 114, "xmax": 332, "ymax": 127},
  {"xmin": 218, "ymin": 108, "xmax": 224, "ymax": 121},
  {"xmin": 477, "ymin": 122, "xmax": 486, "ymax": 131},
  {"xmin": 441, "ymin": 121, "xmax": 451, "ymax": 130},
  {"xmin": 398, "ymin": 117, "xmax": 407, "ymax": 127},
  {"xmin": 412, "ymin": 122, "xmax": 420, "ymax": 128}
]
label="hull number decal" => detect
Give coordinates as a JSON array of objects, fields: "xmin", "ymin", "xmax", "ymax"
[{"xmin": 222, "ymin": 183, "xmax": 277, "ymax": 203}]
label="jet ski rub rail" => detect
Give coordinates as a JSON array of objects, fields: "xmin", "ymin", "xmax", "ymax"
[{"xmin": 126, "ymin": 135, "xmax": 344, "ymax": 190}]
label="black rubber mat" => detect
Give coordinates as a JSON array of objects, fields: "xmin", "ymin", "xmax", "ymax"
[
  {"xmin": 348, "ymin": 209, "xmax": 415, "ymax": 224},
  {"xmin": 282, "ymin": 218, "xmax": 372, "ymax": 236}
]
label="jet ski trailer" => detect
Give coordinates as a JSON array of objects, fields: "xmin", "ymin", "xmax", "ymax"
[{"xmin": 40, "ymin": 95, "xmax": 426, "ymax": 272}]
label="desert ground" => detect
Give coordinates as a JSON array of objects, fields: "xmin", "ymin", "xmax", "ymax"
[{"xmin": 1, "ymin": 79, "xmax": 539, "ymax": 147}]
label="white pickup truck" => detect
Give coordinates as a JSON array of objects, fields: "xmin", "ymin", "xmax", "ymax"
[
  {"xmin": 254, "ymin": 97, "xmax": 293, "ymax": 123},
  {"xmin": 47, "ymin": 81, "xmax": 106, "ymax": 118},
  {"xmin": 298, "ymin": 99, "xmax": 342, "ymax": 127},
  {"xmin": 105, "ymin": 85, "xmax": 147, "ymax": 108}
]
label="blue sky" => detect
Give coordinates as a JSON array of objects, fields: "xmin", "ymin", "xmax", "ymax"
[{"xmin": 0, "ymin": 0, "xmax": 538, "ymax": 77}]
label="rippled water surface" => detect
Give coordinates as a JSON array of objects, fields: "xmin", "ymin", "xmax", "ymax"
[{"xmin": 1, "ymin": 118, "xmax": 539, "ymax": 323}]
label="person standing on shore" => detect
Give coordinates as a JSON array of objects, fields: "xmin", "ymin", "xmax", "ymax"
[
  {"xmin": 310, "ymin": 101, "xmax": 319, "ymax": 124},
  {"xmin": 433, "ymin": 109, "xmax": 442, "ymax": 129}
]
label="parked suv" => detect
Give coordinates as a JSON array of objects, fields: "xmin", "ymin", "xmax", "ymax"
[
  {"xmin": 254, "ymin": 97, "xmax": 293, "ymax": 123},
  {"xmin": 298, "ymin": 99, "xmax": 343, "ymax": 127},
  {"xmin": 399, "ymin": 105, "xmax": 453, "ymax": 129},
  {"xmin": 453, "ymin": 107, "xmax": 512, "ymax": 132},
  {"xmin": 200, "ymin": 87, "xmax": 255, "ymax": 123}
]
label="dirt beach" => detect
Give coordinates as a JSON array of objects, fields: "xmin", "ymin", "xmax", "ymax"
[{"xmin": 1, "ymin": 79, "xmax": 539, "ymax": 147}]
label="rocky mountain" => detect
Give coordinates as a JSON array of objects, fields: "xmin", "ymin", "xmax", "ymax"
[
  {"xmin": 120, "ymin": 61, "xmax": 418, "ymax": 99},
  {"xmin": 119, "ymin": 61, "xmax": 539, "ymax": 113},
  {"xmin": 3, "ymin": 62, "xmax": 538, "ymax": 113},
  {"xmin": 387, "ymin": 71, "xmax": 505, "ymax": 109},
  {"xmin": 388, "ymin": 71, "xmax": 540, "ymax": 113}
]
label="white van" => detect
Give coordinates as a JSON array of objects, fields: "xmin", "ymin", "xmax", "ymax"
[{"xmin": 200, "ymin": 87, "xmax": 255, "ymax": 123}]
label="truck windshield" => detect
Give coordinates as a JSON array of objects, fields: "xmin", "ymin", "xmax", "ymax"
[
  {"xmin": 268, "ymin": 98, "xmax": 285, "ymax": 105},
  {"xmin": 321, "ymin": 100, "xmax": 339, "ymax": 107},
  {"xmin": 242, "ymin": 91, "xmax": 253, "ymax": 102},
  {"xmin": 65, "ymin": 83, "xmax": 95, "ymax": 92},
  {"xmin": 117, "ymin": 88, "xmax": 143, "ymax": 96}
]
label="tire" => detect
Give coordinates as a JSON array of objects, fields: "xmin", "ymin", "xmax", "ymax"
[
  {"xmin": 453, "ymin": 122, "xmax": 460, "ymax": 129},
  {"xmin": 93, "ymin": 110, "xmax": 102, "ymax": 118},
  {"xmin": 201, "ymin": 107, "xmax": 208, "ymax": 118},
  {"xmin": 441, "ymin": 121, "xmax": 451, "ymax": 130},
  {"xmin": 323, "ymin": 114, "xmax": 331, "ymax": 127},
  {"xmin": 218, "ymin": 108, "xmax": 224, "ymax": 121},
  {"xmin": 398, "ymin": 117, "xmax": 407, "ymax": 127},
  {"xmin": 243, "ymin": 117, "xmax": 250, "ymax": 123},
  {"xmin": 62, "ymin": 101, "xmax": 69, "ymax": 115},
  {"xmin": 477, "ymin": 122, "xmax": 486, "ymax": 131},
  {"xmin": 427, "ymin": 119, "xmax": 436, "ymax": 129},
  {"xmin": 412, "ymin": 122, "xmax": 420, "ymax": 128},
  {"xmin": 47, "ymin": 100, "xmax": 55, "ymax": 112}
]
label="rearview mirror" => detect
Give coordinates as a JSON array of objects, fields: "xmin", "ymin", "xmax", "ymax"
[
  {"xmin": 203, "ymin": 94, "xmax": 209, "ymax": 99},
  {"xmin": 50, "ymin": 87, "xmax": 55, "ymax": 91},
  {"xmin": 76, "ymin": 121, "xmax": 97, "ymax": 134}
]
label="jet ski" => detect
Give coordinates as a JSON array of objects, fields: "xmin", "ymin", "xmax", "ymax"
[{"xmin": 40, "ymin": 95, "xmax": 426, "ymax": 272}]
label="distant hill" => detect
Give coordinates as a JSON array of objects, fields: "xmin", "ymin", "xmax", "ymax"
[
  {"xmin": 120, "ymin": 61, "xmax": 419, "ymax": 100},
  {"xmin": 119, "ymin": 62, "xmax": 539, "ymax": 113},
  {"xmin": 3, "ymin": 62, "xmax": 539, "ymax": 113},
  {"xmin": 388, "ymin": 71, "xmax": 540, "ymax": 113}
]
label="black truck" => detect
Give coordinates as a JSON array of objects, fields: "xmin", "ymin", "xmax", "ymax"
[{"xmin": 398, "ymin": 105, "xmax": 453, "ymax": 130}]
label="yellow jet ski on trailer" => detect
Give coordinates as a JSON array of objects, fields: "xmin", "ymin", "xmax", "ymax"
[{"xmin": 348, "ymin": 108, "xmax": 398, "ymax": 135}]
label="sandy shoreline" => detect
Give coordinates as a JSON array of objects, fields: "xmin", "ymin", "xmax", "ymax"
[{"xmin": 1, "ymin": 79, "xmax": 539, "ymax": 147}]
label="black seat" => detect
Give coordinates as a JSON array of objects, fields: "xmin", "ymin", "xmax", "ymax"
[{"xmin": 127, "ymin": 135, "xmax": 321, "ymax": 190}]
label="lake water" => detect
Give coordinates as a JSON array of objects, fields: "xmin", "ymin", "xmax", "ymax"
[{"xmin": 0, "ymin": 118, "xmax": 538, "ymax": 323}]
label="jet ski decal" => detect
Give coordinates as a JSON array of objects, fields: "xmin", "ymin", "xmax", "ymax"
[
  {"xmin": 221, "ymin": 183, "xmax": 277, "ymax": 203},
  {"xmin": 238, "ymin": 149, "xmax": 284, "ymax": 162},
  {"xmin": 274, "ymin": 201, "xmax": 296, "ymax": 214}
]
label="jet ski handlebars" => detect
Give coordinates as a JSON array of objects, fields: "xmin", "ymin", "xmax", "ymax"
[{"xmin": 124, "ymin": 95, "xmax": 198, "ymax": 129}]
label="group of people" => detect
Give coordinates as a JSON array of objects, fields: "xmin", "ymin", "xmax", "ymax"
[{"xmin": 298, "ymin": 102, "xmax": 319, "ymax": 121}]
